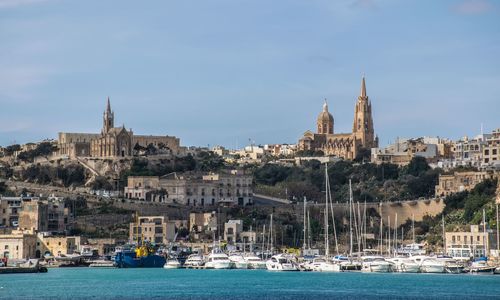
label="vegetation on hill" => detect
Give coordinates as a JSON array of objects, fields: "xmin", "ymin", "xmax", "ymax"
[
  {"xmin": 254, "ymin": 157, "xmax": 441, "ymax": 203},
  {"xmin": 20, "ymin": 164, "xmax": 86, "ymax": 187}
]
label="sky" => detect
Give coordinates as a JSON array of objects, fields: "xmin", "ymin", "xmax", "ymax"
[{"xmin": 0, "ymin": 0, "xmax": 499, "ymax": 148}]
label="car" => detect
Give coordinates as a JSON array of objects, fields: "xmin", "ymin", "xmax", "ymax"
[{"xmin": 11, "ymin": 221, "xmax": 19, "ymax": 227}]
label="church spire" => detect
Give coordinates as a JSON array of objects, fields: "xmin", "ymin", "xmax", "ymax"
[
  {"xmin": 323, "ymin": 98, "xmax": 329, "ymax": 112},
  {"xmin": 106, "ymin": 96, "xmax": 112, "ymax": 113},
  {"xmin": 360, "ymin": 75, "xmax": 367, "ymax": 98}
]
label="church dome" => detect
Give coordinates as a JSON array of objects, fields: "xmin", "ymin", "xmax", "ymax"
[
  {"xmin": 316, "ymin": 100, "xmax": 334, "ymax": 134},
  {"xmin": 317, "ymin": 101, "xmax": 334, "ymax": 123}
]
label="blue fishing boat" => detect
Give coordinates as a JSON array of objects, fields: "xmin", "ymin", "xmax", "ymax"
[{"xmin": 113, "ymin": 244, "xmax": 166, "ymax": 268}]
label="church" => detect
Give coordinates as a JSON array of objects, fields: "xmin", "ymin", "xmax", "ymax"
[
  {"xmin": 298, "ymin": 77, "xmax": 378, "ymax": 160},
  {"xmin": 57, "ymin": 98, "xmax": 184, "ymax": 159}
]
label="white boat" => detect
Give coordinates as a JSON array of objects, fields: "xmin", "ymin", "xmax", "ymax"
[
  {"xmin": 412, "ymin": 256, "xmax": 445, "ymax": 273},
  {"xmin": 184, "ymin": 254, "xmax": 204, "ymax": 268},
  {"xmin": 205, "ymin": 251, "xmax": 232, "ymax": 269},
  {"xmin": 386, "ymin": 257, "xmax": 420, "ymax": 273},
  {"xmin": 266, "ymin": 254, "xmax": 299, "ymax": 271},
  {"xmin": 361, "ymin": 256, "xmax": 392, "ymax": 273},
  {"xmin": 469, "ymin": 260, "xmax": 495, "ymax": 274},
  {"xmin": 243, "ymin": 254, "xmax": 267, "ymax": 269},
  {"xmin": 89, "ymin": 260, "xmax": 115, "ymax": 268},
  {"xmin": 438, "ymin": 257, "xmax": 465, "ymax": 274},
  {"xmin": 163, "ymin": 259, "xmax": 181, "ymax": 269},
  {"xmin": 310, "ymin": 257, "xmax": 341, "ymax": 272},
  {"xmin": 228, "ymin": 253, "xmax": 249, "ymax": 269}
]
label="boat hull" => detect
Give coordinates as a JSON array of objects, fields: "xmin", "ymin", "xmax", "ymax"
[{"xmin": 114, "ymin": 252, "xmax": 166, "ymax": 268}]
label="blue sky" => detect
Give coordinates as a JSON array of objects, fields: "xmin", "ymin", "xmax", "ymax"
[{"xmin": 0, "ymin": 0, "xmax": 499, "ymax": 148}]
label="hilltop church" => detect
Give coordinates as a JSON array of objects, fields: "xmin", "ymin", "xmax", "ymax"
[
  {"xmin": 57, "ymin": 98, "xmax": 183, "ymax": 159},
  {"xmin": 298, "ymin": 77, "xmax": 378, "ymax": 160}
]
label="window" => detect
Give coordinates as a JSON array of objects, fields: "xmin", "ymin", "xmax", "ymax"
[
  {"xmin": 4, "ymin": 245, "xmax": 8, "ymax": 250},
  {"xmin": 485, "ymin": 149, "xmax": 489, "ymax": 155}
]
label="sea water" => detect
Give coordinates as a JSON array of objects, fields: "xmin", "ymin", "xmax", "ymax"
[{"xmin": 1, "ymin": 268, "xmax": 500, "ymax": 299}]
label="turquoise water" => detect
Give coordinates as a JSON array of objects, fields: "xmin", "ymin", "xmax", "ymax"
[{"xmin": 1, "ymin": 268, "xmax": 500, "ymax": 299}]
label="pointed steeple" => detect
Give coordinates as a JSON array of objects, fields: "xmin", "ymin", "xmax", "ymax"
[
  {"xmin": 106, "ymin": 97, "xmax": 112, "ymax": 113},
  {"xmin": 360, "ymin": 76, "xmax": 367, "ymax": 98},
  {"xmin": 323, "ymin": 98, "xmax": 329, "ymax": 112}
]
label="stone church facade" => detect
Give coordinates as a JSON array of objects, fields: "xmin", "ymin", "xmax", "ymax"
[
  {"xmin": 58, "ymin": 98, "xmax": 183, "ymax": 159},
  {"xmin": 298, "ymin": 77, "xmax": 378, "ymax": 160}
]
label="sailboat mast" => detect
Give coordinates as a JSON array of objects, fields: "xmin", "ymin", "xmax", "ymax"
[
  {"xmin": 442, "ymin": 214, "xmax": 446, "ymax": 255},
  {"xmin": 388, "ymin": 216, "xmax": 391, "ymax": 256},
  {"xmin": 262, "ymin": 224, "xmax": 266, "ymax": 260},
  {"xmin": 325, "ymin": 164, "xmax": 330, "ymax": 258},
  {"xmin": 307, "ymin": 210, "xmax": 311, "ymax": 249},
  {"xmin": 497, "ymin": 203, "xmax": 499, "ymax": 252},
  {"xmin": 270, "ymin": 214, "xmax": 274, "ymax": 255},
  {"xmin": 303, "ymin": 196, "xmax": 307, "ymax": 251},
  {"xmin": 349, "ymin": 179, "xmax": 353, "ymax": 256},
  {"xmin": 394, "ymin": 213, "xmax": 398, "ymax": 257},
  {"xmin": 412, "ymin": 214, "xmax": 415, "ymax": 245}
]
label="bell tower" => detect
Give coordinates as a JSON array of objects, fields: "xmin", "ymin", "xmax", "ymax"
[
  {"xmin": 102, "ymin": 97, "xmax": 114, "ymax": 134},
  {"xmin": 352, "ymin": 76, "xmax": 376, "ymax": 148}
]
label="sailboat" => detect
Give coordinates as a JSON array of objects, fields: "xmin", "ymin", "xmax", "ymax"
[{"xmin": 315, "ymin": 163, "xmax": 341, "ymax": 272}]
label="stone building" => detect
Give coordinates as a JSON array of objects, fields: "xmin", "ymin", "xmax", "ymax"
[
  {"xmin": 0, "ymin": 231, "xmax": 37, "ymax": 260},
  {"xmin": 435, "ymin": 171, "xmax": 493, "ymax": 197},
  {"xmin": 36, "ymin": 234, "xmax": 82, "ymax": 257},
  {"xmin": 445, "ymin": 225, "xmax": 495, "ymax": 259},
  {"xmin": 224, "ymin": 219, "xmax": 243, "ymax": 243},
  {"xmin": 0, "ymin": 196, "xmax": 21, "ymax": 228},
  {"xmin": 124, "ymin": 170, "xmax": 253, "ymax": 207},
  {"xmin": 57, "ymin": 98, "xmax": 184, "ymax": 159},
  {"xmin": 483, "ymin": 128, "xmax": 500, "ymax": 165},
  {"xmin": 129, "ymin": 216, "xmax": 176, "ymax": 245},
  {"xmin": 298, "ymin": 77, "xmax": 378, "ymax": 160},
  {"xmin": 18, "ymin": 198, "xmax": 74, "ymax": 234}
]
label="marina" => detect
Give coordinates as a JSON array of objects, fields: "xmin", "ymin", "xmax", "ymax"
[{"xmin": 2, "ymin": 268, "xmax": 500, "ymax": 299}]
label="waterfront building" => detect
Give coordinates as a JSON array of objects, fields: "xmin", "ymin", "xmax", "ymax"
[
  {"xmin": 0, "ymin": 231, "xmax": 37, "ymax": 260},
  {"xmin": 57, "ymin": 98, "xmax": 184, "ymax": 159},
  {"xmin": 129, "ymin": 216, "xmax": 176, "ymax": 245},
  {"xmin": 36, "ymin": 233, "xmax": 82, "ymax": 257},
  {"xmin": 124, "ymin": 170, "xmax": 253, "ymax": 207},
  {"xmin": 86, "ymin": 238, "xmax": 116, "ymax": 256},
  {"xmin": 445, "ymin": 225, "xmax": 496, "ymax": 260},
  {"xmin": 435, "ymin": 171, "xmax": 494, "ymax": 197},
  {"xmin": 298, "ymin": 77, "xmax": 378, "ymax": 160}
]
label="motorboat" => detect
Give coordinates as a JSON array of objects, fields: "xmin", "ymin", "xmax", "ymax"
[
  {"xmin": 205, "ymin": 250, "xmax": 232, "ymax": 269},
  {"xmin": 243, "ymin": 254, "xmax": 267, "ymax": 269},
  {"xmin": 163, "ymin": 259, "xmax": 181, "ymax": 269},
  {"xmin": 412, "ymin": 256, "xmax": 445, "ymax": 273},
  {"xmin": 228, "ymin": 253, "xmax": 248, "ymax": 269},
  {"xmin": 310, "ymin": 257, "xmax": 341, "ymax": 272},
  {"xmin": 266, "ymin": 254, "xmax": 299, "ymax": 271},
  {"xmin": 468, "ymin": 258, "xmax": 495, "ymax": 274},
  {"xmin": 89, "ymin": 260, "xmax": 115, "ymax": 268},
  {"xmin": 333, "ymin": 255, "xmax": 361, "ymax": 271},
  {"xmin": 361, "ymin": 256, "xmax": 392, "ymax": 273},
  {"xmin": 437, "ymin": 257, "xmax": 465, "ymax": 274},
  {"xmin": 386, "ymin": 257, "xmax": 420, "ymax": 273},
  {"xmin": 183, "ymin": 254, "xmax": 204, "ymax": 268}
]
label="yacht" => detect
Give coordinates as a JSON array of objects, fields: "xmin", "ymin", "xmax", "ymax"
[
  {"xmin": 361, "ymin": 256, "xmax": 392, "ymax": 273},
  {"xmin": 205, "ymin": 251, "xmax": 232, "ymax": 269},
  {"xmin": 228, "ymin": 253, "xmax": 248, "ymax": 269},
  {"xmin": 243, "ymin": 254, "xmax": 267, "ymax": 269},
  {"xmin": 163, "ymin": 259, "xmax": 181, "ymax": 269},
  {"xmin": 266, "ymin": 254, "xmax": 299, "ymax": 271},
  {"xmin": 184, "ymin": 254, "xmax": 204, "ymax": 268},
  {"xmin": 437, "ymin": 257, "xmax": 465, "ymax": 274},
  {"xmin": 386, "ymin": 257, "xmax": 420, "ymax": 273},
  {"xmin": 310, "ymin": 257, "xmax": 341, "ymax": 272},
  {"xmin": 412, "ymin": 256, "xmax": 445, "ymax": 273},
  {"xmin": 468, "ymin": 259, "xmax": 495, "ymax": 274}
]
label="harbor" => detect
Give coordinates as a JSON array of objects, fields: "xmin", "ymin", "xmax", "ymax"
[{"xmin": 2, "ymin": 268, "xmax": 500, "ymax": 299}]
